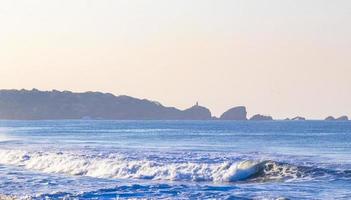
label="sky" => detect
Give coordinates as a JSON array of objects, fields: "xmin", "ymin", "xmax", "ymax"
[{"xmin": 0, "ymin": 0, "xmax": 350, "ymax": 119}]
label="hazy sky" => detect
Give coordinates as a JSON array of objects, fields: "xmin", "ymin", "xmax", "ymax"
[{"xmin": 1, "ymin": 0, "xmax": 350, "ymax": 119}]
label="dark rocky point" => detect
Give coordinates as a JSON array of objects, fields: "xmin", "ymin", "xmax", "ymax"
[
  {"xmin": 325, "ymin": 116, "xmax": 349, "ymax": 121},
  {"xmin": 182, "ymin": 104, "xmax": 212, "ymax": 120},
  {"xmin": 336, "ymin": 116, "xmax": 349, "ymax": 121},
  {"xmin": 249, "ymin": 114, "xmax": 273, "ymax": 121},
  {"xmin": 291, "ymin": 116, "xmax": 306, "ymax": 121},
  {"xmin": 220, "ymin": 106, "xmax": 247, "ymax": 120},
  {"xmin": 325, "ymin": 116, "xmax": 336, "ymax": 120}
]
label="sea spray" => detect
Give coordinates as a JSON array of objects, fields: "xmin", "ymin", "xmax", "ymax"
[{"xmin": 0, "ymin": 149, "xmax": 303, "ymax": 183}]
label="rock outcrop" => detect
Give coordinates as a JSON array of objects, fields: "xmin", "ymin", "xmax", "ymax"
[
  {"xmin": 325, "ymin": 116, "xmax": 349, "ymax": 121},
  {"xmin": 291, "ymin": 116, "xmax": 306, "ymax": 121},
  {"xmin": 325, "ymin": 116, "xmax": 335, "ymax": 120},
  {"xmin": 182, "ymin": 104, "xmax": 212, "ymax": 120},
  {"xmin": 220, "ymin": 106, "xmax": 247, "ymax": 120},
  {"xmin": 336, "ymin": 116, "xmax": 349, "ymax": 121},
  {"xmin": 249, "ymin": 114, "xmax": 273, "ymax": 121}
]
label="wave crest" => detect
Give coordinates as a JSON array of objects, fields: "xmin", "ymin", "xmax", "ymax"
[{"xmin": 0, "ymin": 150, "xmax": 306, "ymax": 183}]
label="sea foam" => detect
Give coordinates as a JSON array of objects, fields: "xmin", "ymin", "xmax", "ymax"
[{"xmin": 0, "ymin": 149, "xmax": 301, "ymax": 183}]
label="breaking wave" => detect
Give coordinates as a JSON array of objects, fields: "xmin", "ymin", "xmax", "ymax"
[{"xmin": 0, "ymin": 149, "xmax": 339, "ymax": 183}]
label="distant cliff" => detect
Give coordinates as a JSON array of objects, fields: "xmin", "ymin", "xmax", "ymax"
[
  {"xmin": 220, "ymin": 106, "xmax": 247, "ymax": 120},
  {"xmin": 0, "ymin": 89, "xmax": 347, "ymax": 121},
  {"xmin": 0, "ymin": 89, "xmax": 212, "ymax": 120}
]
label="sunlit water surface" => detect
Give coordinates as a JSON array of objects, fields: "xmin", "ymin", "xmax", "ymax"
[{"xmin": 0, "ymin": 120, "xmax": 350, "ymax": 199}]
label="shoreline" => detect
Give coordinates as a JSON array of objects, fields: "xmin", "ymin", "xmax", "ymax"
[{"xmin": 0, "ymin": 195, "xmax": 17, "ymax": 200}]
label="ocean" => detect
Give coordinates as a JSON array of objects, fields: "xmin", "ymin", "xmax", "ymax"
[{"xmin": 0, "ymin": 120, "xmax": 350, "ymax": 199}]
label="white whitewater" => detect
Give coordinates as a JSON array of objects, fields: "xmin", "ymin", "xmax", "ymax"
[{"xmin": 0, "ymin": 149, "xmax": 279, "ymax": 183}]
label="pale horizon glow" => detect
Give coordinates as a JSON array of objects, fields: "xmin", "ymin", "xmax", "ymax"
[{"xmin": 0, "ymin": 0, "xmax": 350, "ymax": 119}]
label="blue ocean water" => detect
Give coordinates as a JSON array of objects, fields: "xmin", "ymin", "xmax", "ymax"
[{"xmin": 0, "ymin": 120, "xmax": 350, "ymax": 199}]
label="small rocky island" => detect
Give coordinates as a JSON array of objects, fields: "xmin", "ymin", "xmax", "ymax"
[
  {"xmin": 219, "ymin": 106, "xmax": 247, "ymax": 120},
  {"xmin": 325, "ymin": 116, "xmax": 349, "ymax": 121},
  {"xmin": 291, "ymin": 116, "xmax": 306, "ymax": 121},
  {"xmin": 249, "ymin": 114, "xmax": 273, "ymax": 121}
]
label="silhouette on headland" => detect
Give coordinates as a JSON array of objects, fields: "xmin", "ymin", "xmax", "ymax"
[{"xmin": 182, "ymin": 103, "xmax": 212, "ymax": 120}]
